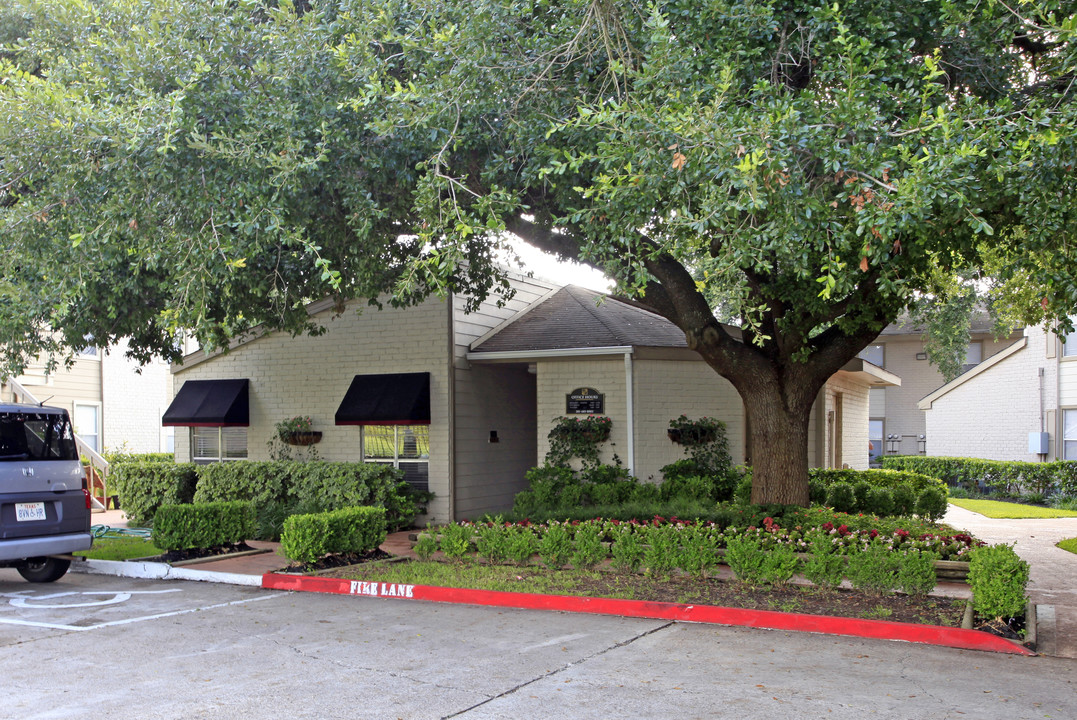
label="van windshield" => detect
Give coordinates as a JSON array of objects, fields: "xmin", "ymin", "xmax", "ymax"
[{"xmin": 0, "ymin": 413, "xmax": 79, "ymax": 461}]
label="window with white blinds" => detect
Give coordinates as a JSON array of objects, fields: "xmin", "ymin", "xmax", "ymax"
[{"xmin": 192, "ymin": 427, "xmax": 247, "ymax": 463}]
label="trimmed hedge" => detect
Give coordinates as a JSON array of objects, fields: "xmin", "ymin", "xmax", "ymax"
[
  {"xmin": 882, "ymin": 455, "xmax": 1077, "ymax": 497},
  {"xmin": 512, "ymin": 463, "xmax": 740, "ymax": 519},
  {"xmin": 151, "ymin": 501, "xmax": 256, "ymax": 551},
  {"xmin": 104, "ymin": 452, "xmax": 175, "ymax": 465},
  {"xmin": 280, "ymin": 506, "xmax": 388, "ymax": 565},
  {"xmin": 111, "ymin": 462, "xmax": 198, "ymax": 526},
  {"xmin": 808, "ymin": 468, "xmax": 948, "ymax": 520},
  {"xmin": 192, "ymin": 461, "xmax": 422, "ymax": 533}
]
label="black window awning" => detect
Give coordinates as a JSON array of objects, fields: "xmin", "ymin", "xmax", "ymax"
[
  {"xmin": 335, "ymin": 372, "xmax": 430, "ymax": 426},
  {"xmin": 162, "ymin": 379, "xmax": 249, "ymax": 427}
]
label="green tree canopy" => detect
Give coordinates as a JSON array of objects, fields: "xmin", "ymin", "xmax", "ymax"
[{"xmin": 2, "ymin": 0, "xmax": 1075, "ymax": 502}]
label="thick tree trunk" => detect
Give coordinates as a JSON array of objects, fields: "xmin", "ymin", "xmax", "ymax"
[{"xmin": 742, "ymin": 384, "xmax": 814, "ymax": 506}]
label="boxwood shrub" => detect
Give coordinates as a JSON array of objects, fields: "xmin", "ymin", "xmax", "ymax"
[
  {"xmin": 111, "ymin": 462, "xmax": 198, "ymax": 526},
  {"xmin": 103, "ymin": 451, "xmax": 175, "ymax": 465},
  {"xmin": 882, "ymin": 455, "xmax": 1077, "ymax": 497},
  {"xmin": 193, "ymin": 461, "xmax": 422, "ymax": 537},
  {"xmin": 280, "ymin": 506, "xmax": 388, "ymax": 565},
  {"xmin": 151, "ymin": 501, "xmax": 256, "ymax": 551}
]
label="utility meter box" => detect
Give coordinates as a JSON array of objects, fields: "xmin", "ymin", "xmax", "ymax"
[{"xmin": 1028, "ymin": 432, "xmax": 1050, "ymax": 455}]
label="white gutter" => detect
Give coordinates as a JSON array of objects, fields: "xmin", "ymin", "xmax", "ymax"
[
  {"xmin": 466, "ymin": 346, "xmax": 634, "ymax": 362},
  {"xmin": 624, "ymin": 350, "xmax": 635, "ymax": 477}
]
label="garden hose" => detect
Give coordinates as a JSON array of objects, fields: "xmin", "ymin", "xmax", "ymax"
[{"xmin": 91, "ymin": 525, "xmax": 153, "ymax": 539}]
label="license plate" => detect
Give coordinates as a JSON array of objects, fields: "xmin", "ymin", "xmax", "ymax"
[{"xmin": 15, "ymin": 502, "xmax": 46, "ymax": 522}]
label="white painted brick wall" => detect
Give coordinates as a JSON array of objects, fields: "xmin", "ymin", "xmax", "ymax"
[
  {"xmin": 877, "ymin": 332, "xmax": 1019, "ymax": 455},
  {"xmin": 925, "ymin": 326, "xmax": 1058, "ymax": 461},
  {"xmin": 101, "ymin": 338, "xmax": 173, "ymax": 453}
]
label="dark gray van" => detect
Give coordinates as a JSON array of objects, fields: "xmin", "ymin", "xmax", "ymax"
[{"xmin": 0, "ymin": 403, "xmax": 92, "ymax": 582}]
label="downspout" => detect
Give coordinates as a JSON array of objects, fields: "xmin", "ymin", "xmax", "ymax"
[
  {"xmin": 624, "ymin": 350, "xmax": 635, "ymax": 477},
  {"xmin": 446, "ymin": 295, "xmax": 457, "ymax": 522}
]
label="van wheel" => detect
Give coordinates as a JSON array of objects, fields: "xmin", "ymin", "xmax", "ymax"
[{"xmin": 18, "ymin": 557, "xmax": 71, "ymax": 583}]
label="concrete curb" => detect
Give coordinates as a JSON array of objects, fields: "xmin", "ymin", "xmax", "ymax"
[
  {"xmin": 263, "ymin": 572, "xmax": 1034, "ymax": 656},
  {"xmin": 70, "ymin": 558, "xmax": 263, "ymax": 587}
]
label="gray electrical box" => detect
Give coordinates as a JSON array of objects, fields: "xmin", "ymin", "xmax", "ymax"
[{"xmin": 1029, "ymin": 432, "xmax": 1050, "ymax": 455}]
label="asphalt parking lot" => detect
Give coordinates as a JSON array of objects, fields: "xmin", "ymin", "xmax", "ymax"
[{"xmin": 2, "ymin": 570, "xmax": 1076, "ymax": 720}]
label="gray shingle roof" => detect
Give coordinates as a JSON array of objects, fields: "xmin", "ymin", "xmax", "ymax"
[
  {"xmin": 880, "ymin": 307, "xmax": 1006, "ymax": 336},
  {"xmin": 471, "ymin": 285, "xmax": 688, "ymax": 353}
]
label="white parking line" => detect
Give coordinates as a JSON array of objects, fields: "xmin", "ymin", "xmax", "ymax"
[
  {"xmin": 0, "ymin": 592, "xmax": 285, "ymax": 632},
  {"xmin": 2, "ymin": 589, "xmax": 182, "ymax": 609}
]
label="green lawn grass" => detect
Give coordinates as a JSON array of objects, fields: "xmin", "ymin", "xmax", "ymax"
[
  {"xmin": 1058, "ymin": 538, "xmax": 1077, "ymax": 555},
  {"xmin": 74, "ymin": 536, "xmax": 161, "ymax": 561},
  {"xmin": 948, "ymin": 498, "xmax": 1077, "ymax": 519}
]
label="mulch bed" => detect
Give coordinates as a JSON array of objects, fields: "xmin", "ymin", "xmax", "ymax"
[
  {"xmin": 282, "ymin": 548, "xmax": 392, "ymax": 573},
  {"xmin": 316, "ymin": 558, "xmax": 969, "ymax": 628},
  {"xmin": 149, "ymin": 542, "xmax": 256, "ymax": 564}
]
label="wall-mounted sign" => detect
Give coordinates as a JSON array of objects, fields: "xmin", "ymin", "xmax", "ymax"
[{"xmin": 566, "ymin": 387, "xmax": 604, "ymax": 415}]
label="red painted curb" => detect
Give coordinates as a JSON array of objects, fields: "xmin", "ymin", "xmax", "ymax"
[{"xmin": 262, "ymin": 573, "xmax": 1033, "ymax": 656}]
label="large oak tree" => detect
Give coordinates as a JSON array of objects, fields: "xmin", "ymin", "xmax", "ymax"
[{"xmin": 2, "ymin": 0, "xmax": 1075, "ymax": 503}]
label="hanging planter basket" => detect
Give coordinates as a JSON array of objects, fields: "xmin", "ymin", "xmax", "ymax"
[{"xmin": 281, "ymin": 431, "xmax": 322, "ymax": 446}]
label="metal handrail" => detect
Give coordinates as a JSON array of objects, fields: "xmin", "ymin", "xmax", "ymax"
[{"xmin": 3, "ymin": 377, "xmax": 110, "ymax": 509}]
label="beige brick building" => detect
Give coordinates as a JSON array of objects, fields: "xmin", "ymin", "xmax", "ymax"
[{"xmin": 166, "ymin": 279, "xmax": 897, "ymax": 520}]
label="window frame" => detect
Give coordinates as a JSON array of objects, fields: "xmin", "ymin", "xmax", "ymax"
[
  {"xmin": 1064, "ymin": 410, "xmax": 1077, "ymax": 461},
  {"xmin": 361, "ymin": 424, "xmax": 430, "ymax": 492},
  {"xmin": 73, "ymin": 402, "xmax": 102, "ymax": 454},
  {"xmin": 191, "ymin": 426, "xmax": 248, "ymax": 464}
]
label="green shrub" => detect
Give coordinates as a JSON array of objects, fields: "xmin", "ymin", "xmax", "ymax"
[
  {"xmin": 883, "ymin": 455, "xmax": 1077, "ymax": 497},
  {"xmin": 643, "ymin": 525, "xmax": 678, "ymax": 576},
  {"xmin": 867, "ymin": 487, "xmax": 895, "ymax": 517},
  {"xmin": 581, "ymin": 464, "xmax": 632, "ymax": 485},
  {"xmin": 896, "ymin": 551, "xmax": 939, "ymax": 597},
  {"xmin": 279, "ymin": 506, "xmax": 387, "ymax": 565},
  {"xmin": 660, "ymin": 458, "xmax": 705, "ymax": 481},
  {"xmin": 324, "ymin": 506, "xmax": 388, "ymax": 555},
  {"xmin": 279, "ymin": 514, "xmax": 330, "ymax": 565},
  {"xmin": 610, "ymin": 529, "xmax": 644, "ymax": 573},
  {"xmin": 915, "ymin": 487, "xmax": 949, "ymax": 522},
  {"xmin": 475, "ymin": 522, "xmax": 511, "ymax": 564},
  {"xmin": 891, "ymin": 485, "xmax": 917, "ymax": 515},
  {"xmin": 825, "ymin": 482, "xmax": 857, "ymax": 514},
  {"xmin": 438, "ymin": 523, "xmax": 473, "ymax": 562},
  {"xmin": 734, "ymin": 472, "xmax": 753, "ymax": 505},
  {"xmin": 413, "ymin": 524, "xmax": 438, "ymax": 560},
  {"xmin": 194, "ymin": 461, "xmax": 291, "ymax": 507},
  {"xmin": 853, "ymin": 481, "xmax": 873, "ymax": 512},
  {"xmin": 674, "ymin": 524, "xmax": 719, "ymax": 578},
  {"xmin": 968, "ymin": 544, "xmax": 1030, "ymax": 620},
  {"xmin": 538, "ymin": 522, "xmax": 573, "ymax": 569},
  {"xmin": 504, "ymin": 527, "xmax": 538, "ymax": 566},
  {"xmin": 151, "ymin": 501, "xmax": 255, "ymax": 551},
  {"xmin": 724, "ymin": 536, "xmax": 768, "ymax": 584},
  {"xmin": 846, "ymin": 543, "xmax": 900, "ymax": 595},
  {"xmin": 104, "ymin": 451, "xmax": 174, "ymax": 465},
  {"xmin": 194, "ymin": 461, "xmax": 422, "ymax": 537},
  {"xmin": 570, "ymin": 523, "xmax": 607, "ymax": 569},
  {"xmin": 802, "ymin": 532, "xmax": 847, "ymax": 590},
  {"xmin": 629, "ymin": 482, "xmax": 662, "ymax": 503},
  {"xmin": 111, "ymin": 462, "xmax": 198, "ymax": 526}
]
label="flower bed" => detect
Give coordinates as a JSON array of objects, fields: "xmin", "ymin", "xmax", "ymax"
[{"xmin": 452, "ymin": 514, "xmax": 982, "ymax": 562}]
